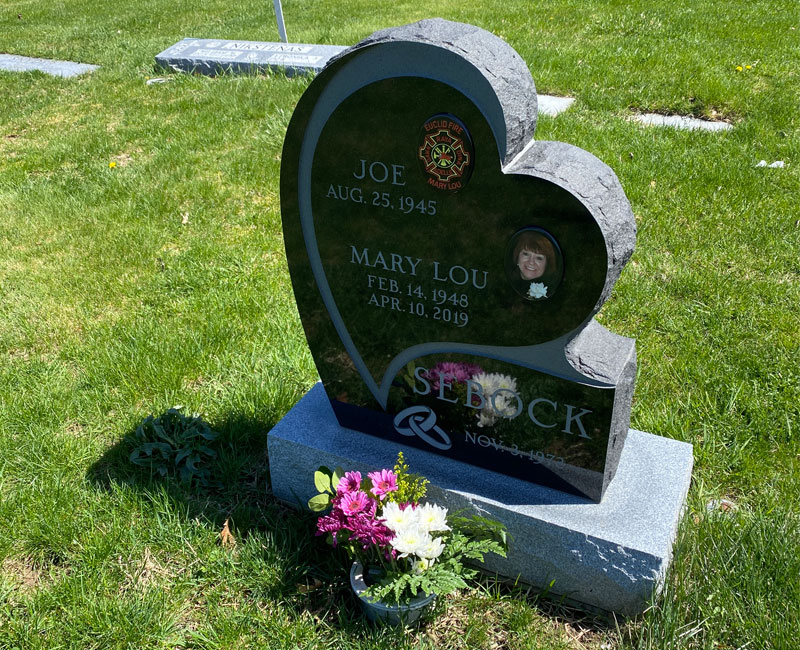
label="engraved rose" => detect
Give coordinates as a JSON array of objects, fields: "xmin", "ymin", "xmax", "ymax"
[{"xmin": 527, "ymin": 282, "xmax": 548, "ymax": 299}]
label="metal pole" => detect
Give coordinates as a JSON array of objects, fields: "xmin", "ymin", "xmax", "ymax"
[{"xmin": 273, "ymin": 0, "xmax": 288, "ymax": 43}]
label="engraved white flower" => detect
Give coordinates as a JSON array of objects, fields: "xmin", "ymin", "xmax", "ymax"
[{"xmin": 528, "ymin": 282, "xmax": 548, "ymax": 299}]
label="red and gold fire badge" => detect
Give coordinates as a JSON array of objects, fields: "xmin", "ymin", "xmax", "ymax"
[{"xmin": 417, "ymin": 114, "xmax": 474, "ymax": 191}]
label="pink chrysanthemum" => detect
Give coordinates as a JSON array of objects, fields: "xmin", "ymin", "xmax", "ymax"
[
  {"xmin": 424, "ymin": 362, "xmax": 484, "ymax": 391},
  {"xmin": 352, "ymin": 493, "xmax": 377, "ymax": 519},
  {"xmin": 336, "ymin": 471, "xmax": 362, "ymax": 495},
  {"xmin": 340, "ymin": 490, "xmax": 371, "ymax": 516},
  {"xmin": 349, "ymin": 514, "xmax": 394, "ymax": 549},
  {"xmin": 368, "ymin": 469, "xmax": 398, "ymax": 500},
  {"xmin": 316, "ymin": 508, "xmax": 347, "ymax": 545}
]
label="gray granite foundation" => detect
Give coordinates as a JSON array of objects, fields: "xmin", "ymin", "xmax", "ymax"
[
  {"xmin": 0, "ymin": 54, "xmax": 98, "ymax": 78},
  {"xmin": 269, "ymin": 383, "xmax": 693, "ymax": 616}
]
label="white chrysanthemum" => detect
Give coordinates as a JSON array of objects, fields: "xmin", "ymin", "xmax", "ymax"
[
  {"xmin": 477, "ymin": 410, "xmax": 498, "ymax": 428},
  {"xmin": 416, "ymin": 536, "xmax": 445, "ymax": 561},
  {"xmin": 412, "ymin": 558, "xmax": 430, "ymax": 575},
  {"xmin": 390, "ymin": 525, "xmax": 432, "ymax": 558},
  {"xmin": 417, "ymin": 503, "xmax": 450, "ymax": 533},
  {"xmin": 473, "ymin": 372, "xmax": 519, "ymax": 427},
  {"xmin": 528, "ymin": 282, "xmax": 547, "ymax": 299},
  {"xmin": 381, "ymin": 501, "xmax": 417, "ymax": 532},
  {"xmin": 473, "ymin": 372, "xmax": 517, "ymax": 397}
]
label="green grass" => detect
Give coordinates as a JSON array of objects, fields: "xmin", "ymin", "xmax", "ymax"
[{"xmin": 1, "ymin": 0, "xmax": 798, "ymax": 648}]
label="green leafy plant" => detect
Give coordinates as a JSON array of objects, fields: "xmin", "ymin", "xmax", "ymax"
[
  {"xmin": 368, "ymin": 516, "xmax": 508, "ymax": 605},
  {"xmin": 127, "ymin": 407, "xmax": 219, "ymax": 486}
]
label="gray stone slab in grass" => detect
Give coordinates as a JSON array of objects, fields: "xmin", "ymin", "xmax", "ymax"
[
  {"xmin": 155, "ymin": 38, "xmax": 576, "ymax": 121},
  {"xmin": 269, "ymin": 383, "xmax": 694, "ymax": 616},
  {"xmin": 155, "ymin": 38, "xmax": 347, "ymax": 76},
  {"xmin": 634, "ymin": 112, "xmax": 732, "ymax": 131},
  {"xmin": 538, "ymin": 94, "xmax": 575, "ymax": 116},
  {"xmin": 0, "ymin": 54, "xmax": 98, "ymax": 78}
]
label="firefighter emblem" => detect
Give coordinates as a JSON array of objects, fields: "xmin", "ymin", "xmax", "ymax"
[{"xmin": 417, "ymin": 115, "xmax": 473, "ymax": 191}]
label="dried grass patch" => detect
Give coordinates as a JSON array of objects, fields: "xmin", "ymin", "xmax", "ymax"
[
  {"xmin": 412, "ymin": 588, "xmax": 620, "ymax": 650},
  {"xmin": 116, "ymin": 547, "xmax": 191, "ymax": 593},
  {"xmin": 2, "ymin": 557, "xmax": 46, "ymax": 593}
]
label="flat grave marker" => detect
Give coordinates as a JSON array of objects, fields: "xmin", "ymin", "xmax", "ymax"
[
  {"xmin": 155, "ymin": 37, "xmax": 575, "ymax": 119},
  {"xmin": 0, "ymin": 54, "xmax": 98, "ymax": 78},
  {"xmin": 633, "ymin": 112, "xmax": 733, "ymax": 131},
  {"xmin": 155, "ymin": 39, "xmax": 347, "ymax": 77},
  {"xmin": 537, "ymin": 94, "xmax": 575, "ymax": 116}
]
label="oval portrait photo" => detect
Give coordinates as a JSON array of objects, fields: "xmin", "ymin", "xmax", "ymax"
[{"xmin": 506, "ymin": 228, "xmax": 564, "ymax": 301}]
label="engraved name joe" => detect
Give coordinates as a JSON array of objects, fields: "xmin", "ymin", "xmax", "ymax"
[{"xmin": 325, "ymin": 159, "xmax": 437, "ymax": 216}]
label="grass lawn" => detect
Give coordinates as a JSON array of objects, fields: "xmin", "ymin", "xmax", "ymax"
[{"xmin": 0, "ymin": 1, "xmax": 798, "ymax": 648}]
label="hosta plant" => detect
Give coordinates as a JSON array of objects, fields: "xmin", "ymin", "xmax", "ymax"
[{"xmin": 127, "ymin": 407, "xmax": 219, "ymax": 486}]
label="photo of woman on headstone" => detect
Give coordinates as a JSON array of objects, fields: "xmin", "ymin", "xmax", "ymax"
[{"xmin": 507, "ymin": 229, "xmax": 563, "ymax": 300}]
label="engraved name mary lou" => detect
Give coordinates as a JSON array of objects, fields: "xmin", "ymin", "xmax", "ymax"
[{"xmin": 349, "ymin": 245, "xmax": 488, "ymax": 328}]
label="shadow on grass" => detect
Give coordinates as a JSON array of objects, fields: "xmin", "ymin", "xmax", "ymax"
[
  {"xmin": 83, "ymin": 409, "xmax": 386, "ymax": 635},
  {"xmin": 88, "ymin": 411, "xmax": 325, "ymax": 570},
  {"xmin": 84, "ymin": 410, "xmax": 618, "ymax": 643},
  {"xmin": 87, "ymin": 411, "xmax": 282, "ymax": 533}
]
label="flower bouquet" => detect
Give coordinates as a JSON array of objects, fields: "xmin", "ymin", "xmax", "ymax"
[{"xmin": 308, "ymin": 453, "xmax": 507, "ymax": 622}]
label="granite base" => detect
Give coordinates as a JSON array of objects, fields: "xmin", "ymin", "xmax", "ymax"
[{"xmin": 268, "ymin": 383, "xmax": 693, "ymax": 615}]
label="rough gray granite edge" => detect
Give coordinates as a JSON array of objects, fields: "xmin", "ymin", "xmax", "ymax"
[
  {"xmin": 565, "ymin": 319, "xmax": 637, "ymax": 497},
  {"xmin": 507, "ymin": 140, "xmax": 636, "ymax": 314},
  {"xmin": 565, "ymin": 320, "xmax": 635, "ymax": 383},
  {"xmin": 604, "ymin": 346, "xmax": 635, "ymax": 490},
  {"xmin": 268, "ymin": 383, "xmax": 694, "ymax": 614},
  {"xmin": 336, "ymin": 18, "xmax": 537, "ymax": 162}
]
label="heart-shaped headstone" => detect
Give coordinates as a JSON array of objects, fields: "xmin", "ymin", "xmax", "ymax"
[{"xmin": 281, "ymin": 19, "xmax": 636, "ymax": 501}]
